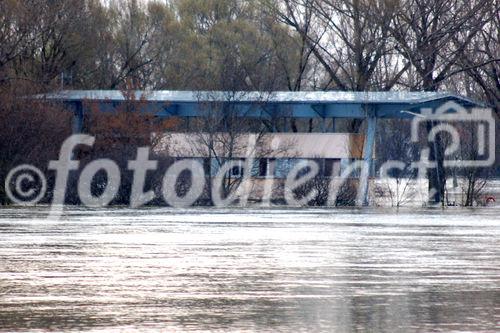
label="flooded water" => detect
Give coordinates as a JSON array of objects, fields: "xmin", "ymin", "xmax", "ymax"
[{"xmin": 0, "ymin": 207, "xmax": 498, "ymax": 332}]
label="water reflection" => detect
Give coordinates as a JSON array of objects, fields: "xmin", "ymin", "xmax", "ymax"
[{"xmin": 0, "ymin": 207, "xmax": 498, "ymax": 332}]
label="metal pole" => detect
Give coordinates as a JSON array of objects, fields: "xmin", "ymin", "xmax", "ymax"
[
  {"xmin": 361, "ymin": 112, "xmax": 377, "ymax": 206},
  {"xmin": 72, "ymin": 102, "xmax": 84, "ymax": 134}
]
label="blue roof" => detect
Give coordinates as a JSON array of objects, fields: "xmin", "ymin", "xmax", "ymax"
[
  {"xmin": 40, "ymin": 90, "xmax": 480, "ymax": 106},
  {"xmin": 39, "ymin": 90, "xmax": 485, "ymax": 119}
]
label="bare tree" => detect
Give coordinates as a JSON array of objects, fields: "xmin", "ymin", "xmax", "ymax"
[
  {"xmin": 374, "ymin": 119, "xmax": 420, "ymax": 207},
  {"xmin": 79, "ymin": 81, "xmax": 181, "ymax": 205},
  {"xmin": 387, "ymin": 0, "xmax": 495, "ymax": 205},
  {"xmin": 0, "ymin": 1, "xmax": 34, "ymax": 78},
  {"xmin": 456, "ymin": 3, "xmax": 500, "ymax": 116},
  {"xmin": 267, "ymin": 0, "xmax": 407, "ymax": 131},
  {"xmin": 0, "ymin": 83, "xmax": 72, "ymax": 204},
  {"xmin": 446, "ymin": 121, "xmax": 493, "ymax": 206},
  {"xmin": 389, "ymin": 0, "xmax": 496, "ymax": 91}
]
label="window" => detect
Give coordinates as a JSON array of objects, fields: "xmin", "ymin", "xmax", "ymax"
[
  {"xmin": 229, "ymin": 159, "xmax": 244, "ymax": 178},
  {"xmin": 258, "ymin": 158, "xmax": 276, "ymax": 177},
  {"xmin": 203, "ymin": 158, "xmax": 211, "ymax": 176},
  {"xmin": 324, "ymin": 159, "xmax": 341, "ymax": 177},
  {"xmin": 259, "ymin": 159, "xmax": 268, "ymax": 177}
]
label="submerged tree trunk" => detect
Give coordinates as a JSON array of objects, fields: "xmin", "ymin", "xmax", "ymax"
[{"xmin": 426, "ymin": 122, "xmax": 447, "ymax": 205}]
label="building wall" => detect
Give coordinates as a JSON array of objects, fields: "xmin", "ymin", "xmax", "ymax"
[{"xmin": 156, "ymin": 133, "xmax": 366, "ymax": 159}]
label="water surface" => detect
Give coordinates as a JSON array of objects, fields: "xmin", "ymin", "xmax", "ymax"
[{"xmin": 0, "ymin": 207, "xmax": 499, "ymax": 332}]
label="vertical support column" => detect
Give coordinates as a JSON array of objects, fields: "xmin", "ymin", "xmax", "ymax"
[
  {"xmin": 360, "ymin": 111, "xmax": 377, "ymax": 206},
  {"xmin": 72, "ymin": 101, "xmax": 84, "ymax": 134},
  {"xmin": 331, "ymin": 117, "xmax": 336, "ymax": 133},
  {"xmin": 70, "ymin": 101, "xmax": 85, "ymax": 160}
]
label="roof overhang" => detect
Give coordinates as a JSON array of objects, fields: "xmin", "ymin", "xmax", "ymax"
[{"xmin": 37, "ymin": 90, "xmax": 486, "ymax": 119}]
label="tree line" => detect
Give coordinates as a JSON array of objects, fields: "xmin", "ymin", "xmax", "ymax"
[
  {"xmin": 0, "ymin": 0, "xmax": 497, "ymax": 102},
  {"xmin": 0, "ymin": 0, "xmax": 498, "ymax": 206}
]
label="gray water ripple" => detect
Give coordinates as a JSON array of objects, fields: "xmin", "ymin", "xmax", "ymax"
[{"xmin": 0, "ymin": 207, "xmax": 498, "ymax": 332}]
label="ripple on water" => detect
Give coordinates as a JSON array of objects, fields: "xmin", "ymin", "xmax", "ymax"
[{"xmin": 0, "ymin": 207, "xmax": 498, "ymax": 332}]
